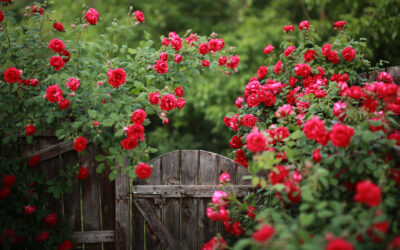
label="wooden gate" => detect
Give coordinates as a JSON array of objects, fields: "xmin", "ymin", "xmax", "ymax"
[{"xmin": 129, "ymin": 150, "xmax": 253, "ymax": 250}]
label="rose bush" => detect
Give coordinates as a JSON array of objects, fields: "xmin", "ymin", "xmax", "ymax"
[
  {"xmin": 205, "ymin": 21, "xmax": 400, "ymax": 249},
  {"xmin": 0, "ymin": 1, "xmax": 238, "ymax": 248}
]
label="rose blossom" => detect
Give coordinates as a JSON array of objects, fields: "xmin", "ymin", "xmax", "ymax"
[
  {"xmin": 107, "ymin": 68, "xmax": 127, "ymax": 89},
  {"xmin": 134, "ymin": 10, "xmax": 145, "ymax": 23},
  {"xmin": 48, "ymin": 39, "xmax": 65, "ymax": 53},
  {"xmin": 246, "ymin": 128, "xmax": 266, "ymax": 153},
  {"xmin": 77, "ymin": 166, "xmax": 89, "ymax": 180},
  {"xmin": 354, "ymin": 180, "xmax": 381, "ymax": 207},
  {"xmin": 329, "ymin": 123, "xmax": 354, "ymax": 148},
  {"xmin": 252, "ymin": 225, "xmax": 275, "ymax": 243},
  {"xmin": 211, "ymin": 190, "xmax": 228, "ymax": 206},
  {"xmin": 135, "ymin": 163, "xmax": 152, "ymax": 179},
  {"xmin": 73, "ymin": 137, "xmax": 87, "ymax": 152}
]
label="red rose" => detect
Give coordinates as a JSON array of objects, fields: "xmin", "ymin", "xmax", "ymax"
[
  {"xmin": 246, "ymin": 128, "xmax": 266, "ymax": 153},
  {"xmin": 303, "ymin": 116, "xmax": 327, "ymax": 141},
  {"xmin": 208, "ymin": 39, "xmax": 221, "ymax": 52},
  {"xmin": 131, "ymin": 108, "xmax": 146, "ymax": 124},
  {"xmin": 58, "ymin": 99, "xmax": 70, "ymax": 110},
  {"xmin": 274, "ymin": 60, "xmax": 282, "ymax": 75},
  {"xmin": 107, "ymin": 68, "xmax": 127, "ymax": 89},
  {"xmin": 44, "ymin": 213, "xmax": 57, "ymax": 227},
  {"xmin": 36, "ymin": 231, "xmax": 49, "ymax": 243},
  {"xmin": 176, "ymin": 98, "xmax": 186, "ymax": 109},
  {"xmin": 174, "ymin": 54, "xmax": 182, "ymax": 63},
  {"xmin": 66, "ymin": 77, "xmax": 80, "ymax": 91},
  {"xmin": 121, "ymin": 138, "xmax": 138, "ymax": 150},
  {"xmin": 299, "ymin": 20, "xmax": 310, "ymax": 30},
  {"xmin": 243, "ymin": 114, "xmax": 257, "ymax": 127},
  {"xmin": 312, "ymin": 148, "xmax": 321, "ymax": 162},
  {"xmin": 77, "ymin": 166, "xmax": 89, "ymax": 180},
  {"xmin": 218, "ymin": 56, "xmax": 227, "ymax": 66},
  {"xmin": 334, "ymin": 20, "xmax": 346, "ymax": 30},
  {"xmin": 229, "ymin": 135, "xmax": 243, "ymax": 149},
  {"xmin": 202, "ymin": 60, "xmax": 210, "ymax": 67},
  {"xmin": 28, "ymin": 154, "xmax": 40, "ymax": 167},
  {"xmin": 48, "ymin": 39, "xmax": 65, "ymax": 53},
  {"xmin": 303, "ymin": 49, "xmax": 316, "ymax": 62},
  {"xmin": 31, "ymin": 5, "xmax": 44, "ymax": 15},
  {"xmin": 234, "ymin": 149, "xmax": 248, "ymax": 168},
  {"xmin": 153, "ymin": 60, "xmax": 168, "ymax": 74},
  {"xmin": 257, "ymin": 66, "xmax": 268, "ymax": 79},
  {"xmin": 160, "ymin": 94, "xmax": 176, "ymax": 111},
  {"xmin": 327, "ymin": 50, "xmax": 340, "ymax": 64},
  {"xmin": 50, "ymin": 56, "xmax": 65, "ymax": 71},
  {"xmin": 2, "ymin": 175, "xmax": 16, "ymax": 188},
  {"xmin": 245, "ymin": 207, "xmax": 255, "ymax": 220},
  {"xmin": 45, "ymin": 85, "xmax": 63, "ymax": 103},
  {"xmin": 148, "ymin": 92, "xmax": 160, "ymax": 105},
  {"xmin": 354, "ymin": 180, "xmax": 381, "ymax": 207},
  {"xmin": 25, "ymin": 124, "xmax": 36, "ymax": 136},
  {"xmin": 264, "ymin": 44, "xmax": 274, "ymax": 55},
  {"xmin": 387, "ymin": 236, "xmax": 400, "ymax": 250},
  {"xmin": 330, "ymin": 123, "xmax": 354, "ymax": 148},
  {"xmin": 227, "ymin": 55, "xmax": 240, "ymax": 69},
  {"xmin": 198, "ymin": 42, "xmax": 210, "ymax": 55},
  {"xmin": 134, "ymin": 10, "xmax": 145, "ymax": 22},
  {"xmin": 0, "ymin": 187, "xmax": 11, "ymax": 199},
  {"xmin": 126, "ymin": 124, "xmax": 145, "ymax": 139},
  {"xmin": 3, "ymin": 67, "xmax": 21, "ymax": 83},
  {"xmin": 366, "ymin": 221, "xmax": 389, "ymax": 243},
  {"xmin": 0, "ymin": 11, "xmax": 4, "ymax": 23},
  {"xmin": 342, "ymin": 47, "xmax": 356, "ymax": 61},
  {"xmin": 283, "ymin": 25, "xmax": 295, "ymax": 32},
  {"xmin": 53, "ymin": 22, "xmax": 64, "ymax": 32},
  {"xmin": 283, "ymin": 46, "xmax": 295, "ymax": 57},
  {"xmin": 24, "ymin": 205, "xmax": 37, "ymax": 215},
  {"xmin": 159, "ymin": 52, "xmax": 168, "ymax": 61},
  {"xmin": 73, "ymin": 137, "xmax": 87, "ymax": 152},
  {"xmin": 85, "ymin": 8, "xmax": 99, "ymax": 25},
  {"xmin": 206, "ymin": 207, "xmax": 218, "ymax": 221},
  {"xmin": 262, "ymin": 92, "xmax": 276, "ymax": 107},
  {"xmin": 30, "ymin": 78, "xmax": 39, "ymax": 87},
  {"xmin": 252, "ymin": 225, "xmax": 275, "ymax": 243},
  {"xmin": 294, "ymin": 63, "xmax": 311, "ymax": 77},
  {"xmin": 57, "ymin": 240, "xmax": 74, "ymax": 250},
  {"xmin": 161, "ymin": 38, "xmax": 171, "ymax": 46},
  {"xmin": 135, "ymin": 163, "xmax": 152, "ymax": 179},
  {"xmin": 326, "ymin": 238, "xmax": 353, "ymax": 250},
  {"xmin": 61, "ymin": 49, "xmax": 71, "ymax": 63},
  {"xmin": 174, "ymin": 86, "xmax": 184, "ymax": 97}
]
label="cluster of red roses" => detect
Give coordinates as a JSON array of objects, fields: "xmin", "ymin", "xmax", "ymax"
[
  {"xmin": 148, "ymin": 86, "xmax": 186, "ymax": 124},
  {"xmin": 48, "ymin": 38, "xmax": 70, "ymax": 72},
  {"xmin": 219, "ymin": 20, "xmax": 400, "ymax": 249}
]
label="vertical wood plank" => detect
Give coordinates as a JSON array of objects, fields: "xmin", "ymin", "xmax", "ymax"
[
  {"xmin": 144, "ymin": 158, "xmax": 162, "ymax": 250},
  {"xmin": 61, "ymin": 149, "xmax": 82, "ymax": 248},
  {"xmin": 115, "ymin": 159, "xmax": 130, "ymax": 250},
  {"xmin": 81, "ymin": 144, "xmax": 102, "ymax": 250},
  {"xmin": 236, "ymin": 163, "xmax": 251, "ymax": 185},
  {"xmin": 162, "ymin": 151, "xmax": 181, "ymax": 249},
  {"xmin": 387, "ymin": 66, "xmax": 400, "ymax": 85},
  {"xmin": 198, "ymin": 151, "xmax": 218, "ymax": 247},
  {"xmin": 99, "ymin": 163, "xmax": 116, "ymax": 250},
  {"xmin": 132, "ymin": 168, "xmax": 145, "ymax": 250},
  {"xmin": 181, "ymin": 150, "xmax": 199, "ymax": 250}
]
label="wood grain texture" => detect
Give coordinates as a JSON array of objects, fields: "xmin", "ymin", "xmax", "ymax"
[
  {"xmin": 198, "ymin": 150, "xmax": 218, "ymax": 247},
  {"xmin": 162, "ymin": 151, "xmax": 181, "ymax": 249},
  {"xmin": 145, "ymin": 158, "xmax": 162, "ymax": 250},
  {"xmin": 99, "ymin": 162, "xmax": 116, "ymax": 250},
  {"xmin": 236, "ymin": 163, "xmax": 251, "ymax": 185},
  {"xmin": 72, "ymin": 230, "xmax": 114, "ymax": 243},
  {"xmin": 115, "ymin": 159, "xmax": 130, "ymax": 250},
  {"xmin": 133, "ymin": 199, "xmax": 179, "ymax": 250},
  {"xmin": 81, "ymin": 144, "xmax": 102, "ymax": 249},
  {"xmin": 181, "ymin": 150, "xmax": 199, "ymax": 250}
]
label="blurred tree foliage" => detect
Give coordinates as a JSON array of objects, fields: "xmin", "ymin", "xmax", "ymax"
[{"xmin": 14, "ymin": 0, "xmax": 400, "ymax": 157}]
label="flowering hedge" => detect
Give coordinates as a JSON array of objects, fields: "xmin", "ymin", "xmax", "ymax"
[
  {"xmin": 205, "ymin": 21, "xmax": 400, "ymax": 249},
  {"xmin": 0, "ymin": 1, "xmax": 239, "ymax": 248}
]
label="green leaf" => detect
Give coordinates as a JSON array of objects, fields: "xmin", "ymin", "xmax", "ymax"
[
  {"xmin": 88, "ymin": 109, "xmax": 97, "ymax": 119},
  {"xmin": 300, "ymin": 213, "xmax": 315, "ymax": 227},
  {"xmin": 362, "ymin": 130, "xmax": 375, "ymax": 143},
  {"xmin": 96, "ymin": 163, "xmax": 106, "ymax": 174},
  {"xmin": 102, "ymin": 119, "xmax": 115, "ymax": 127}
]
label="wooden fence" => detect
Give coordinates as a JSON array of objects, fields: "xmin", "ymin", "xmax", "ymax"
[{"xmin": 20, "ymin": 136, "xmax": 253, "ymax": 250}]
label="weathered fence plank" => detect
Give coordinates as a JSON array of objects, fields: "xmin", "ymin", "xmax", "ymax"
[
  {"xmin": 115, "ymin": 159, "xmax": 130, "ymax": 250},
  {"xmin": 181, "ymin": 150, "xmax": 199, "ymax": 250},
  {"xmin": 145, "ymin": 157, "xmax": 162, "ymax": 250},
  {"xmin": 72, "ymin": 230, "xmax": 114, "ymax": 244},
  {"xmin": 162, "ymin": 151, "xmax": 181, "ymax": 249},
  {"xmin": 81, "ymin": 144, "xmax": 102, "ymax": 250},
  {"xmin": 198, "ymin": 150, "xmax": 218, "ymax": 247}
]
